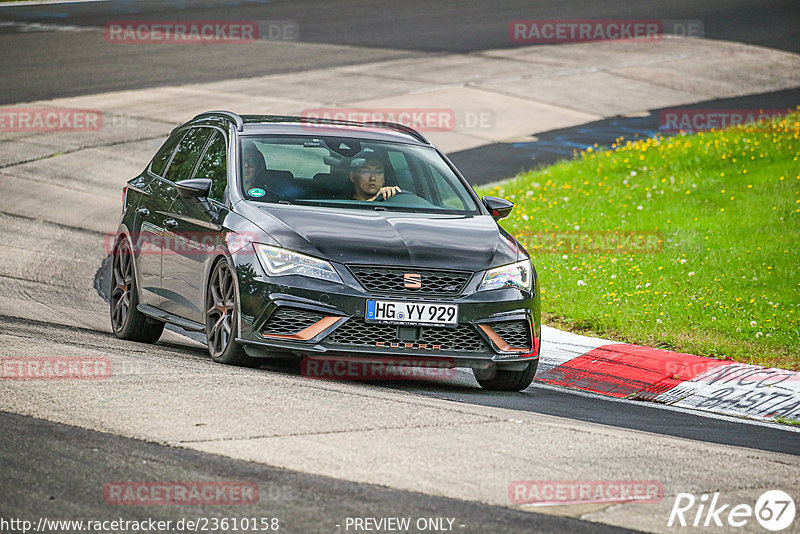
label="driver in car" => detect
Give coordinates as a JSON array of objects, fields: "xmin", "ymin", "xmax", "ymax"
[
  {"xmin": 243, "ymin": 144, "xmax": 268, "ymax": 191},
  {"xmin": 348, "ymin": 153, "xmax": 401, "ymax": 201}
]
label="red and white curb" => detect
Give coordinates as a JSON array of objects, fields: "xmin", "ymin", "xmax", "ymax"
[{"xmin": 536, "ymin": 325, "xmax": 800, "ymax": 423}]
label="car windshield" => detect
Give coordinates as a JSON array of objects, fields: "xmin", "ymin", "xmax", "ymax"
[{"xmin": 239, "ymin": 135, "xmax": 480, "ymax": 213}]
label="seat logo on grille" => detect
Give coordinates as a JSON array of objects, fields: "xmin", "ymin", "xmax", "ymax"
[{"xmin": 404, "ymin": 273, "xmax": 422, "ymax": 289}]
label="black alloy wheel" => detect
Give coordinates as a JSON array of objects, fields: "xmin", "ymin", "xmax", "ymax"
[
  {"xmin": 205, "ymin": 258, "xmax": 258, "ymax": 367},
  {"xmin": 110, "ymin": 238, "xmax": 164, "ymax": 343}
]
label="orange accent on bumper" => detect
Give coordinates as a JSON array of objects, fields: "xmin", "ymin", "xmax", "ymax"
[
  {"xmin": 478, "ymin": 324, "xmax": 530, "ymax": 353},
  {"xmin": 263, "ymin": 316, "xmax": 341, "ymax": 341}
]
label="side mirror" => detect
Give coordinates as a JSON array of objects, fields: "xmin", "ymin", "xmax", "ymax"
[
  {"xmin": 176, "ymin": 178, "xmax": 212, "ymax": 199},
  {"xmin": 483, "ymin": 196, "xmax": 514, "ymax": 220}
]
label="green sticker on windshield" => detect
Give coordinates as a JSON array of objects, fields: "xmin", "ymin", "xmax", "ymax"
[{"xmin": 248, "ymin": 188, "xmax": 266, "ymax": 198}]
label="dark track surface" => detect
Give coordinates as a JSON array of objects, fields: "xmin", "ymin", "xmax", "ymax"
[
  {"xmin": 450, "ymin": 87, "xmax": 800, "ymax": 185},
  {"xmin": 392, "ymin": 377, "xmax": 800, "ymax": 456},
  {"xmin": 0, "ymin": 411, "xmax": 643, "ymax": 534},
  {"xmin": 0, "ymin": 0, "xmax": 798, "ymax": 105},
  {"xmin": 236, "ymin": 355, "xmax": 800, "ymax": 457},
  {"xmin": 1, "ymin": 0, "xmax": 798, "ymax": 53}
]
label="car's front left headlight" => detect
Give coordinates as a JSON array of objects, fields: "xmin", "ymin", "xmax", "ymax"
[
  {"xmin": 254, "ymin": 244, "xmax": 342, "ymax": 284},
  {"xmin": 478, "ymin": 259, "xmax": 533, "ymax": 292}
]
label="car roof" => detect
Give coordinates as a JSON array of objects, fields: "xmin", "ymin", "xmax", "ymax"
[{"xmin": 186, "ymin": 111, "xmax": 431, "ymax": 146}]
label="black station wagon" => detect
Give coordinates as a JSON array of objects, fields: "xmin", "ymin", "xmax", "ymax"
[{"xmin": 110, "ymin": 111, "xmax": 540, "ymax": 390}]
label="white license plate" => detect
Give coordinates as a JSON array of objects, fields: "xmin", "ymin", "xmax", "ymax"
[{"xmin": 365, "ymin": 300, "xmax": 458, "ymax": 327}]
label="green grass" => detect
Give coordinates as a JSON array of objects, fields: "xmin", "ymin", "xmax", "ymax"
[
  {"xmin": 477, "ymin": 111, "xmax": 800, "ymax": 370},
  {"xmin": 774, "ymin": 416, "xmax": 800, "ymax": 426}
]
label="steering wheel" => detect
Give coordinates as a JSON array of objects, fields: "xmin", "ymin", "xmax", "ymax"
[{"xmin": 375, "ymin": 190, "xmax": 415, "ymax": 202}]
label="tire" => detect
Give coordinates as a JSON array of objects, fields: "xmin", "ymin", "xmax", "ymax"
[
  {"xmin": 205, "ymin": 258, "xmax": 260, "ymax": 367},
  {"xmin": 474, "ymin": 359, "xmax": 539, "ymax": 391},
  {"xmin": 110, "ymin": 238, "xmax": 165, "ymax": 343}
]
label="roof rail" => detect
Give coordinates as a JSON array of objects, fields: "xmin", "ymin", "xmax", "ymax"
[
  {"xmin": 193, "ymin": 110, "xmax": 244, "ymax": 132},
  {"xmin": 363, "ymin": 121, "xmax": 430, "ymax": 144}
]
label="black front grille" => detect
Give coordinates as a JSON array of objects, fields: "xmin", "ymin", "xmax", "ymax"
[
  {"xmin": 489, "ymin": 320, "xmax": 532, "ymax": 350},
  {"xmin": 328, "ymin": 320, "xmax": 490, "ymax": 353},
  {"xmin": 348, "ymin": 265, "xmax": 472, "ymax": 296},
  {"xmin": 261, "ymin": 307, "xmax": 326, "ymax": 336}
]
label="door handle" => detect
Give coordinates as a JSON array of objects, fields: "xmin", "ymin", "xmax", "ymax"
[
  {"xmin": 163, "ymin": 218, "xmax": 178, "ymax": 229},
  {"xmin": 135, "ymin": 207, "xmax": 149, "ymax": 217}
]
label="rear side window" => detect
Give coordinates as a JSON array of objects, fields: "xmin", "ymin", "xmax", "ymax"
[
  {"xmin": 165, "ymin": 127, "xmax": 213, "ymax": 183},
  {"xmin": 194, "ymin": 131, "xmax": 228, "ymax": 202},
  {"xmin": 150, "ymin": 131, "xmax": 185, "ymax": 177}
]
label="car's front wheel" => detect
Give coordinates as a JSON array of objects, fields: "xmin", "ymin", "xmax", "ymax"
[
  {"xmin": 205, "ymin": 258, "xmax": 259, "ymax": 367},
  {"xmin": 110, "ymin": 238, "xmax": 164, "ymax": 343},
  {"xmin": 474, "ymin": 359, "xmax": 538, "ymax": 391}
]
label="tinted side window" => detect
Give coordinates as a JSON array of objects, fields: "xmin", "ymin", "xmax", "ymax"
[
  {"xmin": 194, "ymin": 131, "xmax": 227, "ymax": 202},
  {"xmin": 150, "ymin": 131, "xmax": 186, "ymax": 177},
  {"xmin": 164, "ymin": 128, "xmax": 213, "ymax": 183}
]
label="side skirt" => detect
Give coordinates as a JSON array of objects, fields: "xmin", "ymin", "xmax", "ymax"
[{"xmin": 137, "ymin": 303, "xmax": 205, "ymax": 332}]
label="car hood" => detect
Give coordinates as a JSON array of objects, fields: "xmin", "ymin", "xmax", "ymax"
[{"xmin": 244, "ymin": 204, "xmax": 522, "ymax": 271}]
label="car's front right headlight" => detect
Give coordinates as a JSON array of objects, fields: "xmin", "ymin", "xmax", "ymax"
[
  {"xmin": 478, "ymin": 260, "xmax": 533, "ymax": 292},
  {"xmin": 254, "ymin": 244, "xmax": 342, "ymax": 283}
]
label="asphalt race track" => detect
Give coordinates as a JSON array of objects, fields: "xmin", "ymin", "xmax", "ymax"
[
  {"xmin": 2, "ymin": 412, "xmax": 639, "ymax": 534},
  {"xmin": 1, "ymin": 1, "xmax": 799, "ymax": 533},
  {"xmin": 1, "ymin": 0, "xmax": 799, "ymax": 104}
]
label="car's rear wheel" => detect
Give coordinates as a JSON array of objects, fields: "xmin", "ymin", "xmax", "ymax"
[
  {"xmin": 205, "ymin": 258, "xmax": 259, "ymax": 367},
  {"xmin": 474, "ymin": 359, "xmax": 538, "ymax": 391},
  {"xmin": 110, "ymin": 238, "xmax": 164, "ymax": 343}
]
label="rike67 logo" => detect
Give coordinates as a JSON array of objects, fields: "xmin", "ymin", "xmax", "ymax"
[{"xmin": 668, "ymin": 490, "xmax": 795, "ymax": 531}]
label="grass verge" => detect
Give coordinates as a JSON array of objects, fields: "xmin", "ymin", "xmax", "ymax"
[
  {"xmin": 774, "ymin": 416, "xmax": 800, "ymax": 427},
  {"xmin": 477, "ymin": 111, "xmax": 800, "ymax": 370}
]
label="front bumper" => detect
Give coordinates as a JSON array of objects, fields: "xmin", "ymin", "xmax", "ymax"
[{"xmin": 233, "ymin": 255, "xmax": 541, "ymax": 367}]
